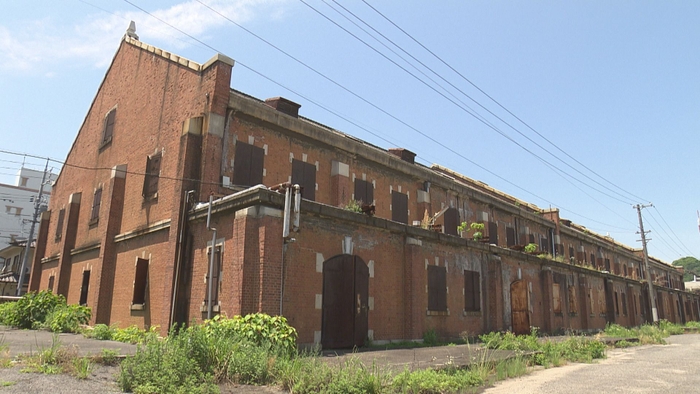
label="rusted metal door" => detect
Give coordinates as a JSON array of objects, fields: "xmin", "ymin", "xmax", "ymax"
[
  {"xmin": 321, "ymin": 254, "xmax": 369, "ymax": 349},
  {"xmin": 353, "ymin": 257, "xmax": 369, "ymax": 348},
  {"xmin": 510, "ymin": 280, "xmax": 530, "ymax": 335}
]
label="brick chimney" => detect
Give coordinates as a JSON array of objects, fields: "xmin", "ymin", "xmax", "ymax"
[
  {"xmin": 265, "ymin": 97, "xmax": 301, "ymax": 118},
  {"xmin": 388, "ymin": 148, "xmax": 416, "ymax": 164}
]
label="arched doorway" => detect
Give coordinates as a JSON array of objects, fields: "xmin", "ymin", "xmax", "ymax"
[
  {"xmin": 321, "ymin": 254, "xmax": 369, "ymax": 349},
  {"xmin": 510, "ymin": 280, "xmax": 530, "ymax": 335}
]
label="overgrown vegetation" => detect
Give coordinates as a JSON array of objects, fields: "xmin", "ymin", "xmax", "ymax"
[
  {"xmin": 82, "ymin": 323, "xmax": 160, "ymax": 344},
  {"xmin": 602, "ymin": 320, "xmax": 687, "ymax": 346},
  {"xmin": 479, "ymin": 328, "xmax": 606, "ymax": 368},
  {"xmin": 0, "ymin": 290, "xmax": 90, "ymax": 333}
]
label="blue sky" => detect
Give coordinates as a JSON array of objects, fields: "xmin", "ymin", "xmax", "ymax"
[{"xmin": 1, "ymin": 0, "xmax": 698, "ymax": 264}]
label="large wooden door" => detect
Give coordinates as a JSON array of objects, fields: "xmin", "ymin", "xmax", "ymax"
[
  {"xmin": 322, "ymin": 254, "xmax": 369, "ymax": 349},
  {"xmin": 510, "ymin": 280, "xmax": 530, "ymax": 335}
]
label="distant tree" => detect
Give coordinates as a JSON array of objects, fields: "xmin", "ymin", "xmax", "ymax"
[{"xmin": 672, "ymin": 256, "xmax": 700, "ymax": 282}]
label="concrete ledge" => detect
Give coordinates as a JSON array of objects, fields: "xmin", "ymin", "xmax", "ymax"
[{"xmin": 114, "ymin": 219, "xmax": 171, "ymax": 243}]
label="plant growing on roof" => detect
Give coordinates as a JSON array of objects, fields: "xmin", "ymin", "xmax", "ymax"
[
  {"xmin": 524, "ymin": 243, "xmax": 538, "ymax": 254},
  {"xmin": 343, "ymin": 199, "xmax": 362, "ymax": 213}
]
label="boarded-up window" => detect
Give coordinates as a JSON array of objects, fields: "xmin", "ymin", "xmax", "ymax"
[
  {"xmin": 205, "ymin": 246, "xmax": 222, "ymax": 307},
  {"xmin": 506, "ymin": 227, "xmax": 516, "ymax": 247},
  {"xmin": 621, "ymin": 292, "xmax": 628, "ymax": 316},
  {"xmin": 569, "ymin": 246, "xmax": 575, "ymax": 259},
  {"xmin": 291, "ymin": 159, "xmax": 316, "ymax": 201},
  {"xmin": 464, "ymin": 270, "xmax": 481, "ymax": 312},
  {"xmin": 488, "ymin": 221, "xmax": 498, "ymax": 245},
  {"xmin": 427, "ymin": 265, "xmax": 447, "ymax": 311},
  {"xmin": 589, "ymin": 288, "xmax": 595, "ymax": 314},
  {"xmin": 48, "ymin": 276, "xmax": 55, "ymax": 292},
  {"xmin": 90, "ymin": 188, "xmax": 102, "ymax": 223},
  {"xmin": 528, "ymin": 234, "xmax": 535, "ymax": 244},
  {"xmin": 55, "ymin": 208, "xmax": 65, "ymax": 242},
  {"xmin": 79, "ymin": 270, "xmax": 91, "ymax": 306},
  {"xmin": 623, "ymin": 265, "xmax": 628, "ymax": 277},
  {"xmin": 143, "ymin": 152, "xmax": 162, "ymax": 198},
  {"xmin": 102, "ymin": 108, "xmax": 116, "ymax": 144},
  {"xmin": 614, "ymin": 291, "xmax": 619, "ymax": 315},
  {"xmin": 604, "ymin": 259, "xmax": 611, "ymax": 272},
  {"xmin": 443, "ymin": 208, "xmax": 460, "ymax": 236},
  {"xmin": 353, "ymin": 179, "xmax": 374, "ymax": 205},
  {"xmin": 132, "ymin": 258, "xmax": 149, "ymax": 305},
  {"xmin": 391, "ymin": 191, "xmax": 408, "ymax": 224},
  {"xmin": 232, "ymin": 142, "xmax": 264, "ymax": 187},
  {"xmin": 590, "ymin": 254, "xmax": 596, "ymax": 267},
  {"xmin": 553, "ymin": 283, "xmax": 562, "ymax": 313},
  {"xmin": 568, "ymin": 286, "xmax": 577, "ymax": 314}
]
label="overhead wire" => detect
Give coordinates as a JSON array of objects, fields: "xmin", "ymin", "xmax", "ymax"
[
  {"xmin": 299, "ymin": 0, "xmax": 635, "ymax": 206},
  {"xmin": 358, "ymin": 0, "xmax": 647, "ymax": 204},
  {"xmin": 188, "ymin": 0, "xmax": 636, "ymax": 230}
]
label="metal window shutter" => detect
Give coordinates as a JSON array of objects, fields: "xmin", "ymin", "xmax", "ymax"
[
  {"xmin": 249, "ymin": 144, "xmax": 265, "ymax": 185},
  {"xmin": 132, "ymin": 258, "xmax": 149, "ymax": 305},
  {"xmin": 232, "ymin": 142, "xmax": 252, "ymax": 186},
  {"xmin": 443, "ymin": 208, "xmax": 459, "ymax": 236},
  {"xmin": 91, "ymin": 189, "xmax": 102, "ymax": 220},
  {"xmin": 104, "ymin": 109, "xmax": 116, "ymax": 141},
  {"xmin": 391, "ymin": 191, "xmax": 408, "ymax": 224},
  {"xmin": 488, "ymin": 221, "xmax": 498, "ymax": 245},
  {"xmin": 303, "ymin": 161, "xmax": 316, "ymax": 201},
  {"xmin": 506, "ymin": 227, "xmax": 516, "ymax": 247},
  {"xmin": 473, "ymin": 272, "xmax": 481, "ymax": 312}
]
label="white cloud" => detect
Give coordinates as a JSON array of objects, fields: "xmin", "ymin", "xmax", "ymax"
[{"xmin": 0, "ymin": 0, "xmax": 288, "ymax": 72}]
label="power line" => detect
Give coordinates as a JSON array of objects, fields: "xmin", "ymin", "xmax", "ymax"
[
  {"xmin": 647, "ymin": 207, "xmax": 695, "ymax": 257},
  {"xmin": 188, "ymin": 0, "xmax": 635, "ymax": 231},
  {"xmin": 299, "ymin": 0, "xmax": 635, "ymax": 206},
  {"xmin": 358, "ymin": 0, "xmax": 647, "ymax": 204}
]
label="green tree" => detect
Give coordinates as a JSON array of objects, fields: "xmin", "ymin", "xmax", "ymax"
[{"xmin": 672, "ymin": 256, "xmax": 700, "ymax": 282}]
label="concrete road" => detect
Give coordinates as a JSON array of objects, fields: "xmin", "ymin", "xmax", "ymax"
[{"xmin": 484, "ymin": 334, "xmax": 700, "ymax": 394}]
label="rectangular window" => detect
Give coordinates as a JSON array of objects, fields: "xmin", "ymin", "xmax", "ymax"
[
  {"xmin": 12, "ymin": 255, "xmax": 20, "ymax": 272},
  {"xmin": 590, "ymin": 254, "xmax": 596, "ymax": 267},
  {"xmin": 505, "ymin": 227, "xmax": 516, "ymax": 247},
  {"xmin": 90, "ymin": 188, "xmax": 102, "ymax": 224},
  {"xmin": 232, "ymin": 141, "xmax": 264, "ymax": 187},
  {"xmin": 528, "ymin": 233, "xmax": 535, "ymax": 244},
  {"xmin": 353, "ymin": 179, "xmax": 374, "ymax": 205},
  {"xmin": 132, "ymin": 258, "xmax": 149, "ymax": 305},
  {"xmin": 589, "ymin": 288, "xmax": 595, "ymax": 314},
  {"xmin": 614, "ymin": 291, "xmax": 619, "ymax": 316},
  {"xmin": 205, "ymin": 246, "xmax": 222, "ymax": 307},
  {"xmin": 48, "ymin": 276, "xmax": 55, "ymax": 292},
  {"xmin": 553, "ymin": 283, "xmax": 562, "ymax": 313},
  {"xmin": 540, "ymin": 237, "xmax": 549, "ymax": 254},
  {"xmin": 79, "ymin": 270, "xmax": 91, "ymax": 306},
  {"xmin": 568, "ymin": 286, "xmax": 578, "ymax": 314},
  {"xmin": 464, "ymin": 270, "xmax": 481, "ymax": 312},
  {"xmin": 143, "ymin": 152, "xmax": 162, "ymax": 198},
  {"xmin": 604, "ymin": 258, "xmax": 611, "ymax": 272},
  {"xmin": 102, "ymin": 108, "xmax": 116, "ymax": 144},
  {"xmin": 427, "ymin": 265, "xmax": 447, "ymax": 312},
  {"xmin": 291, "ymin": 159, "xmax": 316, "ymax": 201},
  {"xmin": 20, "ymin": 177, "xmax": 28, "ymax": 187},
  {"xmin": 391, "ymin": 191, "xmax": 408, "ymax": 224},
  {"xmin": 621, "ymin": 292, "xmax": 628, "ymax": 316},
  {"xmin": 443, "ymin": 208, "xmax": 460, "ymax": 236},
  {"xmin": 55, "ymin": 208, "xmax": 65, "ymax": 242},
  {"xmin": 569, "ymin": 246, "xmax": 575, "ymax": 259},
  {"xmin": 488, "ymin": 221, "xmax": 498, "ymax": 245},
  {"xmin": 623, "ymin": 265, "xmax": 628, "ymax": 277}
]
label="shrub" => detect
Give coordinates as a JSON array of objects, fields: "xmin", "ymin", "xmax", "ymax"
[
  {"xmin": 111, "ymin": 325, "xmax": 159, "ymax": 344},
  {"xmin": 422, "ymin": 329, "xmax": 439, "ymax": 346},
  {"xmin": 44, "ymin": 304, "xmax": 91, "ymax": 333},
  {"xmin": 5, "ymin": 291, "xmax": 66, "ymax": 329},
  {"xmin": 84, "ymin": 324, "xmax": 114, "ymax": 340},
  {"xmin": 204, "ymin": 313, "xmax": 297, "ymax": 355}
]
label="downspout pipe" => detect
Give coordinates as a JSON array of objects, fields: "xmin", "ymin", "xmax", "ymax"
[
  {"xmin": 206, "ymin": 194, "xmax": 217, "ymax": 320},
  {"xmin": 169, "ymin": 190, "xmax": 194, "ymax": 330}
]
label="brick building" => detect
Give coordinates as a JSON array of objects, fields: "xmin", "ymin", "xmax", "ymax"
[{"xmin": 30, "ymin": 31, "xmax": 700, "ymax": 347}]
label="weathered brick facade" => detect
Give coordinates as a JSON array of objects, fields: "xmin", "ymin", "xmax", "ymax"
[{"xmin": 31, "ymin": 34, "xmax": 700, "ymax": 346}]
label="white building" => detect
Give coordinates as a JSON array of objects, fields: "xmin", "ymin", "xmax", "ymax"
[{"xmin": 0, "ymin": 167, "xmax": 56, "ymax": 251}]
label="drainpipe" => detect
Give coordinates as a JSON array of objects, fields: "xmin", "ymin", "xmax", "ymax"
[
  {"xmin": 280, "ymin": 184, "xmax": 300, "ymax": 316},
  {"xmin": 169, "ymin": 190, "xmax": 194, "ymax": 329},
  {"xmin": 206, "ymin": 194, "xmax": 217, "ymax": 320}
]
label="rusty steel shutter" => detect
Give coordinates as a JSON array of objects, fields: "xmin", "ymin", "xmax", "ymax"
[
  {"xmin": 103, "ymin": 108, "xmax": 116, "ymax": 142},
  {"xmin": 354, "ymin": 179, "xmax": 373, "ymax": 205},
  {"xmin": 506, "ymin": 227, "xmax": 516, "ymax": 247},
  {"xmin": 55, "ymin": 209, "xmax": 65, "ymax": 241},
  {"xmin": 292, "ymin": 159, "xmax": 316, "ymax": 201},
  {"xmin": 232, "ymin": 142, "xmax": 252, "ymax": 186},
  {"xmin": 428, "ymin": 265, "xmax": 446, "ymax": 311},
  {"xmin": 391, "ymin": 191, "xmax": 408, "ymax": 224},
  {"xmin": 444, "ymin": 208, "xmax": 460, "ymax": 236},
  {"xmin": 79, "ymin": 271, "xmax": 91, "ymax": 306},
  {"xmin": 250, "ymin": 145, "xmax": 264, "ymax": 185},
  {"xmin": 132, "ymin": 258, "xmax": 149, "ymax": 305},
  {"xmin": 464, "ymin": 270, "xmax": 481, "ymax": 312},
  {"xmin": 488, "ymin": 221, "xmax": 498, "ymax": 245},
  {"xmin": 143, "ymin": 153, "xmax": 161, "ymax": 197},
  {"xmin": 90, "ymin": 188, "xmax": 102, "ymax": 221},
  {"xmin": 553, "ymin": 283, "xmax": 561, "ymax": 313}
]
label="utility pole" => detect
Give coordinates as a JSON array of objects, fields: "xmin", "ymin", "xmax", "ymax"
[
  {"xmin": 16, "ymin": 160, "xmax": 49, "ymax": 296},
  {"xmin": 635, "ymin": 203, "xmax": 658, "ymax": 323}
]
